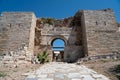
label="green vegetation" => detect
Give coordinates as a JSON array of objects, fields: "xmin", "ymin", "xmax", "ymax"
[
  {"xmin": 41, "ymin": 18, "xmax": 54, "ymax": 25},
  {"xmin": 67, "ymin": 53, "xmax": 71, "ymax": 59},
  {"xmin": 66, "ymin": 53, "xmax": 72, "ymax": 63},
  {"xmin": 110, "ymin": 64, "xmax": 120, "ymax": 73},
  {"xmin": 112, "ymin": 50, "xmax": 120, "ymax": 54},
  {"xmin": 0, "ymin": 71, "xmax": 6, "ymax": 77},
  {"xmin": 109, "ymin": 64, "xmax": 120, "ymax": 79},
  {"xmin": 37, "ymin": 19, "xmax": 42, "ymax": 24},
  {"xmin": 37, "ymin": 51, "xmax": 49, "ymax": 64}
]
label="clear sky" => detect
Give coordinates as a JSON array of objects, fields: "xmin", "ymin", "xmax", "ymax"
[
  {"xmin": 52, "ymin": 39, "xmax": 64, "ymax": 51},
  {"xmin": 0, "ymin": 0, "xmax": 120, "ymax": 22},
  {"xmin": 53, "ymin": 39, "xmax": 65, "ymax": 47}
]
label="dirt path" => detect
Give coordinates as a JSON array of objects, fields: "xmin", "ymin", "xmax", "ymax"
[{"xmin": 25, "ymin": 62, "xmax": 110, "ymax": 80}]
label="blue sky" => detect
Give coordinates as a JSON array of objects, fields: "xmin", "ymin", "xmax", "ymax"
[
  {"xmin": 53, "ymin": 39, "xmax": 65, "ymax": 47},
  {"xmin": 52, "ymin": 39, "xmax": 64, "ymax": 51},
  {"xmin": 0, "ymin": 0, "xmax": 120, "ymax": 22}
]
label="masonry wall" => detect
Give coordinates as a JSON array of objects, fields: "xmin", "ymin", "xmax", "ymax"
[
  {"xmin": 1, "ymin": 9, "xmax": 119, "ymax": 63},
  {"xmin": 40, "ymin": 24, "xmax": 83, "ymax": 62},
  {"xmin": 64, "ymin": 11, "xmax": 86, "ymax": 62},
  {"xmin": 64, "ymin": 28, "xmax": 83, "ymax": 62},
  {"xmin": 40, "ymin": 24, "xmax": 72, "ymax": 45},
  {"xmin": 83, "ymin": 9, "xmax": 120, "ymax": 56},
  {"xmin": 0, "ymin": 12, "xmax": 36, "ymax": 55}
]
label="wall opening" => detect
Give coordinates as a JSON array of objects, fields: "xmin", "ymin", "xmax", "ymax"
[{"xmin": 51, "ymin": 39, "xmax": 65, "ymax": 62}]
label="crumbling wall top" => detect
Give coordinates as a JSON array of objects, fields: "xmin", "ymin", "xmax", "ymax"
[
  {"xmin": 118, "ymin": 23, "xmax": 120, "ymax": 27},
  {"xmin": 36, "ymin": 17, "xmax": 73, "ymax": 28}
]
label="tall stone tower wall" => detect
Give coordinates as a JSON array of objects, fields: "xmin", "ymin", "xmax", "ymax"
[
  {"xmin": 83, "ymin": 9, "xmax": 120, "ymax": 56},
  {"xmin": 0, "ymin": 12, "xmax": 36, "ymax": 55}
]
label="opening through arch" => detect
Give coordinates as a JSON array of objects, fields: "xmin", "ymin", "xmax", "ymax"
[{"xmin": 51, "ymin": 38, "xmax": 65, "ymax": 62}]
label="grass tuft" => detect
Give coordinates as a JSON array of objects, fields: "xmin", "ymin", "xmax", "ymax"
[{"xmin": 0, "ymin": 71, "xmax": 6, "ymax": 77}]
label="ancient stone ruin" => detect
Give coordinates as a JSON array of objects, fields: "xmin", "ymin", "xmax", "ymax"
[{"xmin": 0, "ymin": 8, "xmax": 120, "ymax": 63}]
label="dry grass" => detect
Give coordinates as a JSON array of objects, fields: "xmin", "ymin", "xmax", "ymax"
[{"xmin": 0, "ymin": 63, "xmax": 41, "ymax": 80}]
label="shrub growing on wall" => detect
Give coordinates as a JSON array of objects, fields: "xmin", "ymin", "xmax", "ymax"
[
  {"xmin": 41, "ymin": 18, "xmax": 54, "ymax": 25},
  {"xmin": 37, "ymin": 51, "xmax": 49, "ymax": 64}
]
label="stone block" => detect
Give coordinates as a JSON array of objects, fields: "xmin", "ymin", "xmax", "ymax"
[
  {"xmin": 3, "ymin": 56, "xmax": 13, "ymax": 61},
  {"xmin": 18, "ymin": 56, "xmax": 26, "ymax": 60},
  {"xmin": 37, "ymin": 74, "xmax": 47, "ymax": 78},
  {"xmin": 54, "ymin": 73, "xmax": 64, "ymax": 79},
  {"xmin": 67, "ymin": 73, "xmax": 82, "ymax": 78}
]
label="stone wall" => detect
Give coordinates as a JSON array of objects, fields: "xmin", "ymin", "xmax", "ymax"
[
  {"xmin": 64, "ymin": 46, "xmax": 82, "ymax": 62},
  {"xmin": 118, "ymin": 23, "xmax": 120, "ymax": 31},
  {"xmin": 38, "ymin": 9, "xmax": 120, "ymax": 62},
  {"xmin": 40, "ymin": 24, "xmax": 72, "ymax": 45},
  {"xmin": 63, "ymin": 11, "xmax": 87, "ymax": 62},
  {"xmin": 37, "ymin": 17, "xmax": 87, "ymax": 62},
  {"xmin": 28, "ymin": 13, "xmax": 36, "ymax": 55},
  {"xmin": 83, "ymin": 9, "xmax": 120, "ymax": 56},
  {"xmin": 39, "ymin": 23, "xmax": 73, "ymax": 61},
  {"xmin": 0, "ymin": 8, "xmax": 120, "ymax": 63},
  {"xmin": 0, "ymin": 12, "xmax": 36, "ymax": 61}
]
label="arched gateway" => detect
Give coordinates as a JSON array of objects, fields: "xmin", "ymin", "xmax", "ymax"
[
  {"xmin": 48, "ymin": 35, "xmax": 67, "ymax": 61},
  {"xmin": 35, "ymin": 17, "xmax": 86, "ymax": 62},
  {"xmin": 48, "ymin": 35, "xmax": 67, "ymax": 46},
  {"xmin": 0, "ymin": 9, "xmax": 119, "ymax": 63},
  {"xmin": 51, "ymin": 38, "xmax": 65, "ymax": 61},
  {"xmin": 34, "ymin": 9, "xmax": 120, "ymax": 63}
]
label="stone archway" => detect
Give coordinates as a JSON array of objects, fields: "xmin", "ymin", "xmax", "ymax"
[
  {"xmin": 48, "ymin": 35, "xmax": 67, "ymax": 46},
  {"xmin": 35, "ymin": 16, "xmax": 87, "ymax": 62},
  {"xmin": 48, "ymin": 35, "xmax": 67, "ymax": 62}
]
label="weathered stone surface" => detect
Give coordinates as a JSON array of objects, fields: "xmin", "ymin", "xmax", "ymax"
[
  {"xmin": 25, "ymin": 62, "xmax": 110, "ymax": 80},
  {"xmin": 0, "ymin": 12, "xmax": 36, "ymax": 62},
  {"xmin": 83, "ymin": 9, "xmax": 120, "ymax": 56}
]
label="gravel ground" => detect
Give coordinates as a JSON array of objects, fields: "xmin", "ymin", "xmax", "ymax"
[
  {"xmin": 0, "ymin": 62, "xmax": 41, "ymax": 80},
  {"xmin": 82, "ymin": 59, "xmax": 120, "ymax": 80},
  {"xmin": 0, "ymin": 59, "xmax": 119, "ymax": 80}
]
